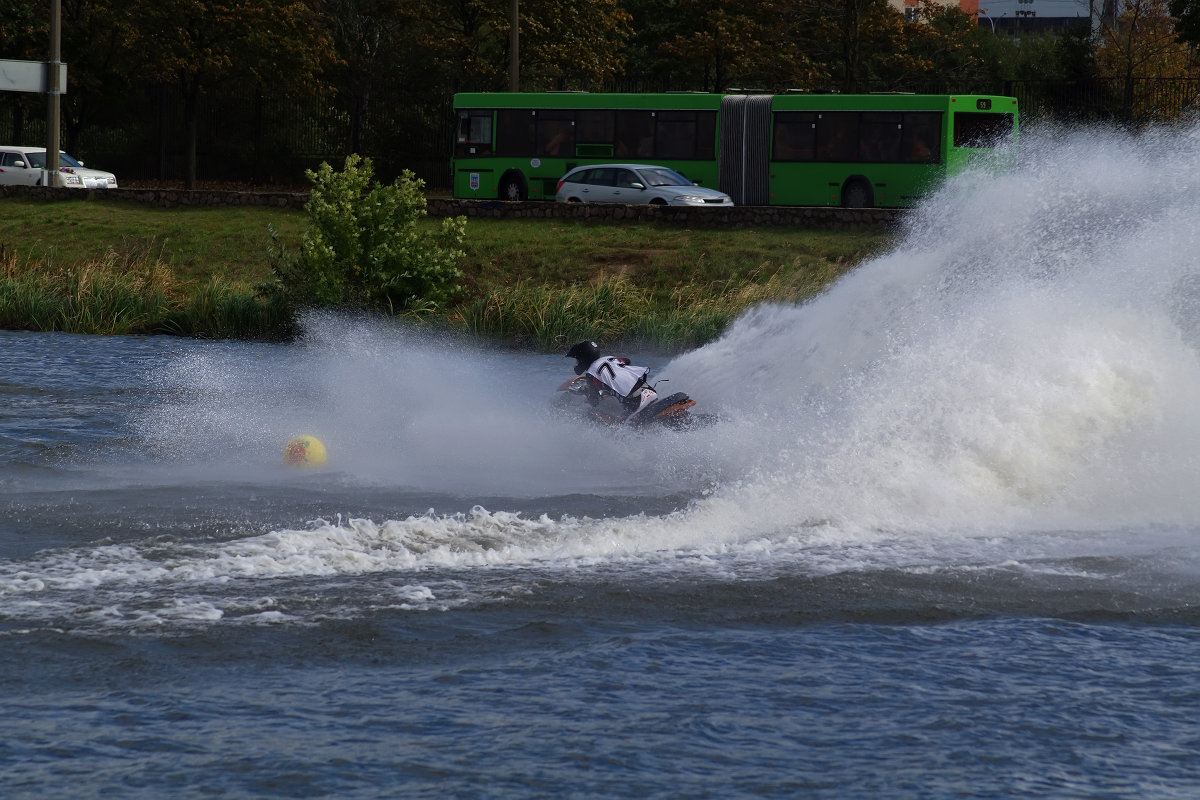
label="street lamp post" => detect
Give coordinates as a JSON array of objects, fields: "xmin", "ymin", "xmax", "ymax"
[{"xmin": 979, "ymin": 7, "xmax": 998, "ymax": 33}]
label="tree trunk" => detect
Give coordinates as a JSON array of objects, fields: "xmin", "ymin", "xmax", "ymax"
[{"xmin": 842, "ymin": 0, "xmax": 864, "ymax": 93}]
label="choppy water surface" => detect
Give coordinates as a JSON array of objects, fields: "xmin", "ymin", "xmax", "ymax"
[{"xmin": 5, "ymin": 123, "xmax": 1200, "ymax": 798}]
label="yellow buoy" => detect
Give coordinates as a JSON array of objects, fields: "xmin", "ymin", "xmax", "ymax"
[{"xmin": 283, "ymin": 435, "xmax": 327, "ymax": 468}]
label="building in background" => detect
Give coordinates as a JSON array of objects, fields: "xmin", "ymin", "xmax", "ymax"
[{"xmin": 889, "ymin": 0, "xmax": 1094, "ymax": 33}]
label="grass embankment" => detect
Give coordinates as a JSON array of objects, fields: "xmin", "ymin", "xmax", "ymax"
[
  {"xmin": 0, "ymin": 197, "xmax": 892, "ymax": 349},
  {"xmin": 0, "ymin": 199, "xmax": 301, "ymax": 338}
]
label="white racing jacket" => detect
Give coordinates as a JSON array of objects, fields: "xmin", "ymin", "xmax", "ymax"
[{"xmin": 586, "ymin": 356, "xmax": 649, "ymax": 399}]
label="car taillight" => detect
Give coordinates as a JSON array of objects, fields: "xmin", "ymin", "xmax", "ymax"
[{"xmin": 556, "ymin": 180, "xmax": 564, "ymax": 193}]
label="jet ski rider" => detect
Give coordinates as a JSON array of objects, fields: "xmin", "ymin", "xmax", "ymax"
[{"xmin": 566, "ymin": 340, "xmax": 657, "ymax": 423}]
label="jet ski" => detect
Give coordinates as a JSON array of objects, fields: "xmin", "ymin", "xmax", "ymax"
[{"xmin": 552, "ymin": 374, "xmax": 713, "ymax": 429}]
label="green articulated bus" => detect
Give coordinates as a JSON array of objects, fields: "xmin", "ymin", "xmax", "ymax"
[{"xmin": 452, "ymin": 92, "xmax": 1018, "ymax": 208}]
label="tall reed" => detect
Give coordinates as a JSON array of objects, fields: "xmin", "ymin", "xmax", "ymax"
[
  {"xmin": 0, "ymin": 244, "xmax": 287, "ymax": 339},
  {"xmin": 451, "ymin": 270, "xmax": 816, "ymax": 351}
]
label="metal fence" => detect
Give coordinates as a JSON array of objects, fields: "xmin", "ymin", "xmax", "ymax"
[{"xmin": 2, "ymin": 77, "xmax": 1198, "ymax": 189}]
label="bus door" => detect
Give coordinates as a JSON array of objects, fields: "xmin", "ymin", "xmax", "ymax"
[{"xmin": 718, "ymin": 95, "xmax": 772, "ymax": 205}]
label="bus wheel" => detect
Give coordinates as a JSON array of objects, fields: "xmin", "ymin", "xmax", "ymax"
[
  {"xmin": 498, "ymin": 173, "xmax": 527, "ymax": 202},
  {"xmin": 842, "ymin": 179, "xmax": 873, "ymax": 209}
]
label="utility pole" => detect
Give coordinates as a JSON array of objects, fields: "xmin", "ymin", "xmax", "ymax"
[
  {"xmin": 46, "ymin": 0, "xmax": 62, "ymax": 187},
  {"xmin": 0, "ymin": 0, "xmax": 66, "ymax": 176},
  {"xmin": 509, "ymin": 0, "xmax": 519, "ymax": 92}
]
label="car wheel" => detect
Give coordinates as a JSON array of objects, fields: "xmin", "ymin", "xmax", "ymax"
[{"xmin": 649, "ymin": 198, "xmax": 667, "ymax": 205}]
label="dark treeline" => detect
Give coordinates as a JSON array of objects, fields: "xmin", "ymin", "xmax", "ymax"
[{"xmin": 2, "ymin": 0, "xmax": 1200, "ymax": 188}]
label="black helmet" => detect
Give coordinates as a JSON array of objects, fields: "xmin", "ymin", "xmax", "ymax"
[{"xmin": 567, "ymin": 340, "xmax": 601, "ymax": 374}]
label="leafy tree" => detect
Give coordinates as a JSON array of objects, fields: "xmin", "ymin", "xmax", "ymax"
[
  {"xmin": 883, "ymin": 0, "xmax": 995, "ymax": 89},
  {"xmin": 520, "ymin": 0, "xmax": 633, "ymax": 88},
  {"xmin": 655, "ymin": 0, "xmax": 783, "ymax": 91},
  {"xmin": 622, "ymin": 0, "xmax": 825, "ymax": 91},
  {"xmin": 0, "ymin": 0, "xmax": 40, "ymax": 57},
  {"xmin": 122, "ymin": 0, "xmax": 333, "ymax": 188},
  {"xmin": 268, "ymin": 155, "xmax": 467, "ymax": 312},
  {"xmin": 790, "ymin": 0, "xmax": 907, "ymax": 91},
  {"xmin": 0, "ymin": 0, "xmax": 41, "ymax": 142},
  {"xmin": 1095, "ymin": 0, "xmax": 1195, "ymax": 118},
  {"xmin": 419, "ymin": 0, "xmax": 632, "ymax": 91},
  {"xmin": 314, "ymin": 0, "xmax": 416, "ymax": 154},
  {"xmin": 1170, "ymin": 0, "xmax": 1200, "ymax": 48},
  {"xmin": 60, "ymin": 0, "xmax": 131, "ymax": 154}
]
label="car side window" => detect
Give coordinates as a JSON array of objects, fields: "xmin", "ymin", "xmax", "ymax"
[
  {"xmin": 615, "ymin": 170, "xmax": 639, "ymax": 188},
  {"xmin": 588, "ymin": 168, "xmax": 616, "ymax": 186},
  {"xmin": 0, "ymin": 153, "xmax": 22, "ymax": 167}
]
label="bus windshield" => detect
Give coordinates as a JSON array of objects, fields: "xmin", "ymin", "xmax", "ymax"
[{"xmin": 954, "ymin": 112, "xmax": 1016, "ymax": 148}]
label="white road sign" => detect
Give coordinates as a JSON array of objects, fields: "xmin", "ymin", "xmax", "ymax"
[{"xmin": 0, "ymin": 59, "xmax": 67, "ymax": 94}]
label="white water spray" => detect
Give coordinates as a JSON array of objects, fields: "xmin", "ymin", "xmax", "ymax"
[
  {"xmin": 669, "ymin": 121, "xmax": 1200, "ymax": 535},
  {"xmin": 130, "ymin": 121, "xmax": 1200, "ymax": 580}
]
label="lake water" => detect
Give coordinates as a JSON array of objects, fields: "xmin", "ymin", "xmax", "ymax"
[{"xmin": 5, "ymin": 124, "xmax": 1200, "ymax": 798}]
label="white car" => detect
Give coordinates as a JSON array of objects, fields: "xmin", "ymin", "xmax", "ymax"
[
  {"xmin": 555, "ymin": 164, "xmax": 733, "ymax": 206},
  {"xmin": 0, "ymin": 146, "xmax": 118, "ymax": 189}
]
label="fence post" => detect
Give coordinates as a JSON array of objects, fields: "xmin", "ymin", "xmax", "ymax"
[
  {"xmin": 157, "ymin": 83, "xmax": 168, "ymax": 183},
  {"xmin": 254, "ymin": 87, "xmax": 264, "ymax": 186}
]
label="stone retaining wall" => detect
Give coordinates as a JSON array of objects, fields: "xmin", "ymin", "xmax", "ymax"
[
  {"xmin": 425, "ymin": 198, "xmax": 900, "ymax": 229},
  {"xmin": 1, "ymin": 185, "xmax": 901, "ymax": 229},
  {"xmin": 0, "ymin": 184, "xmax": 309, "ymax": 209}
]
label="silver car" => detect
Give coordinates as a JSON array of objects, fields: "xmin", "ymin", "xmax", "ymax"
[
  {"xmin": 0, "ymin": 146, "xmax": 118, "ymax": 188},
  {"xmin": 555, "ymin": 164, "xmax": 733, "ymax": 206}
]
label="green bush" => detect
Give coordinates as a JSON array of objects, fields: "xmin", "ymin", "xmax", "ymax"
[{"xmin": 268, "ymin": 155, "xmax": 467, "ymax": 312}]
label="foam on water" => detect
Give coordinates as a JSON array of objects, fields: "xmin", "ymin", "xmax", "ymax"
[
  {"xmin": 135, "ymin": 317, "xmax": 693, "ymax": 496},
  {"xmin": 9, "ymin": 121, "xmax": 1200, "ymax": 629},
  {"xmin": 668, "ymin": 121, "xmax": 1200, "ymax": 537},
  {"xmin": 138, "ymin": 121, "xmax": 1200, "ymax": 553}
]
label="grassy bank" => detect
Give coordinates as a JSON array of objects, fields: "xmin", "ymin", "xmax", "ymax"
[{"xmin": 0, "ymin": 197, "xmax": 893, "ymax": 348}]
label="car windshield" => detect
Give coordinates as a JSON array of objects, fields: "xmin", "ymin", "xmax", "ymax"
[
  {"xmin": 24, "ymin": 151, "xmax": 84, "ymax": 169},
  {"xmin": 635, "ymin": 167, "xmax": 692, "ymax": 187}
]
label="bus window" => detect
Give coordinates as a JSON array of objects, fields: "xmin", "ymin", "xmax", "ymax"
[
  {"xmin": 497, "ymin": 109, "xmax": 535, "ymax": 155},
  {"xmin": 456, "ymin": 111, "xmax": 494, "ymax": 156},
  {"xmin": 815, "ymin": 112, "xmax": 859, "ymax": 161},
  {"xmin": 900, "ymin": 112, "xmax": 941, "ymax": 163},
  {"xmin": 537, "ymin": 112, "xmax": 575, "ymax": 156},
  {"xmin": 954, "ymin": 112, "xmax": 1014, "ymax": 148},
  {"xmin": 577, "ymin": 110, "xmax": 615, "ymax": 144},
  {"xmin": 615, "ymin": 111, "xmax": 655, "ymax": 158},
  {"xmin": 858, "ymin": 112, "xmax": 902, "ymax": 162},
  {"xmin": 772, "ymin": 112, "xmax": 817, "ymax": 161},
  {"xmin": 699, "ymin": 111, "xmax": 716, "ymax": 159},
  {"xmin": 653, "ymin": 111, "xmax": 715, "ymax": 160},
  {"xmin": 654, "ymin": 112, "xmax": 694, "ymax": 159}
]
